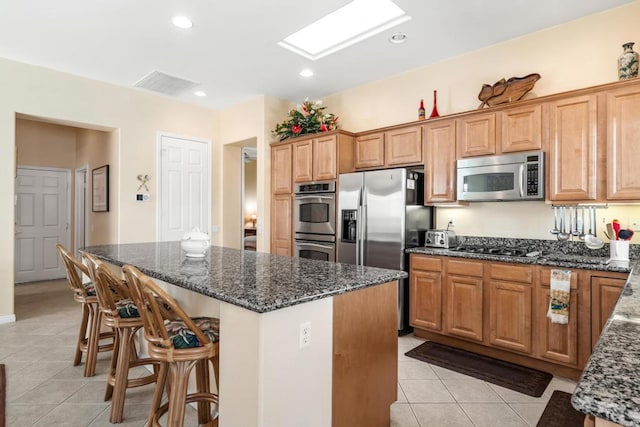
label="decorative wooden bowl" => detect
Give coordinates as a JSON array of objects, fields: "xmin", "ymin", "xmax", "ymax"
[{"xmin": 478, "ymin": 73, "xmax": 541, "ymax": 108}]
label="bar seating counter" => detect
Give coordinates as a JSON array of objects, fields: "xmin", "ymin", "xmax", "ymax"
[{"xmin": 82, "ymin": 241, "xmax": 407, "ymax": 427}]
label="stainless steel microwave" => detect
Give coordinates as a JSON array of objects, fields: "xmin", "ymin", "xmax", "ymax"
[{"xmin": 456, "ymin": 151, "xmax": 544, "ymax": 201}]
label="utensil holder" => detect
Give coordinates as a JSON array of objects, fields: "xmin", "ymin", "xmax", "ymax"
[{"xmin": 610, "ymin": 240, "xmax": 630, "ymax": 261}]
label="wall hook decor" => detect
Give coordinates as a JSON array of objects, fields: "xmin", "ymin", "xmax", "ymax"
[{"xmin": 137, "ymin": 174, "xmax": 151, "ymax": 192}]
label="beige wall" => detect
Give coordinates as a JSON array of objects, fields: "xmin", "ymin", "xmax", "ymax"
[
  {"xmin": 16, "ymin": 119, "xmax": 77, "ymax": 169},
  {"xmin": 0, "ymin": 57, "xmax": 218, "ymax": 319},
  {"xmin": 322, "ymin": 1, "xmax": 640, "ymax": 240},
  {"xmin": 76, "ymin": 128, "xmax": 116, "ymax": 245}
]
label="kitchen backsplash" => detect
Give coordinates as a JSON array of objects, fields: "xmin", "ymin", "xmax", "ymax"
[{"xmin": 436, "ymin": 202, "xmax": 640, "ymax": 243}]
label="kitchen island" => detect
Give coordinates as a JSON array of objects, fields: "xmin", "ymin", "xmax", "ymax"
[{"xmin": 82, "ymin": 242, "xmax": 407, "ymax": 427}]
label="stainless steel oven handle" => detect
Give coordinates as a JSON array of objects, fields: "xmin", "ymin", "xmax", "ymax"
[
  {"xmin": 518, "ymin": 164, "xmax": 525, "ymax": 198},
  {"xmin": 295, "ymin": 195, "xmax": 335, "ymax": 200},
  {"xmin": 297, "ymin": 242, "xmax": 334, "ymax": 250}
]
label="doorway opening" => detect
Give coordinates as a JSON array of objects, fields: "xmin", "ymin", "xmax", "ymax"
[
  {"xmin": 14, "ymin": 115, "xmax": 116, "ymax": 287},
  {"xmin": 242, "ymin": 147, "xmax": 258, "ymax": 251}
]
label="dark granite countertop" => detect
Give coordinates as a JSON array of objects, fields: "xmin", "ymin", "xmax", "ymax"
[
  {"xmin": 572, "ymin": 261, "xmax": 640, "ymax": 426},
  {"xmin": 406, "ymin": 246, "xmax": 631, "ymax": 273},
  {"xmin": 81, "ymin": 242, "xmax": 407, "ymax": 314},
  {"xmin": 406, "ymin": 236, "xmax": 635, "ymax": 273}
]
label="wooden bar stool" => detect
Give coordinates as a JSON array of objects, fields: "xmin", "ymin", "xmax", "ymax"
[
  {"xmin": 56, "ymin": 244, "xmax": 115, "ymax": 377},
  {"xmin": 83, "ymin": 253, "xmax": 164, "ymax": 424},
  {"xmin": 123, "ymin": 265, "xmax": 220, "ymax": 427}
]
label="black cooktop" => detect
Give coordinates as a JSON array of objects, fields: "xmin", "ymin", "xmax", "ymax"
[{"xmin": 451, "ymin": 245, "xmax": 530, "ymax": 257}]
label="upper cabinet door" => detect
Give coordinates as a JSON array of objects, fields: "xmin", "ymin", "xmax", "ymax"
[
  {"xmin": 385, "ymin": 125, "xmax": 423, "ymax": 166},
  {"xmin": 271, "ymin": 143, "xmax": 292, "ymax": 194},
  {"xmin": 607, "ymin": 86, "xmax": 640, "ymax": 200},
  {"xmin": 546, "ymin": 94, "xmax": 598, "ymax": 201},
  {"xmin": 500, "ymin": 104, "xmax": 542, "ymax": 153},
  {"xmin": 425, "ymin": 120, "xmax": 456, "ymax": 203},
  {"xmin": 313, "ymin": 134, "xmax": 337, "ymax": 181},
  {"xmin": 354, "ymin": 133, "xmax": 385, "ymax": 169},
  {"xmin": 457, "ymin": 112, "xmax": 496, "ymax": 157},
  {"xmin": 292, "ymin": 139, "xmax": 314, "ymax": 183}
]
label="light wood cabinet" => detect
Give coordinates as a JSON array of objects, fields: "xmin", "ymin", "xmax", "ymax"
[
  {"xmin": 499, "ymin": 103, "xmax": 542, "ymax": 153},
  {"xmin": 292, "ymin": 140, "xmax": 313, "ymax": 183},
  {"xmin": 385, "ymin": 125, "xmax": 423, "ymax": 166},
  {"xmin": 271, "ymin": 143, "xmax": 293, "ymax": 194},
  {"xmin": 270, "ymin": 194, "xmax": 292, "ymax": 256},
  {"xmin": 292, "ymin": 134, "xmax": 338, "ymax": 183},
  {"xmin": 591, "ymin": 275, "xmax": 625, "ymax": 347},
  {"xmin": 488, "ymin": 263, "xmax": 533, "ymax": 354},
  {"xmin": 351, "ymin": 126, "xmax": 423, "ymax": 171},
  {"xmin": 409, "ymin": 255, "xmax": 442, "ymax": 331},
  {"xmin": 354, "ymin": 133, "xmax": 385, "ymax": 169},
  {"xmin": 444, "ymin": 259, "xmax": 484, "ymax": 342},
  {"xmin": 424, "ymin": 120, "xmax": 457, "ymax": 203},
  {"xmin": 313, "ymin": 134, "xmax": 337, "ymax": 181},
  {"xmin": 457, "ymin": 112, "xmax": 496, "ymax": 158},
  {"xmin": 409, "ymin": 255, "xmax": 630, "ymax": 377},
  {"xmin": 546, "ymin": 94, "xmax": 598, "ymax": 201},
  {"xmin": 534, "ymin": 266, "xmax": 579, "ymax": 366},
  {"xmin": 606, "ymin": 85, "xmax": 640, "ymax": 200}
]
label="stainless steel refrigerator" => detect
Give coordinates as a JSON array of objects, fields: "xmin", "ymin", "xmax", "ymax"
[{"xmin": 337, "ymin": 168, "xmax": 433, "ymax": 331}]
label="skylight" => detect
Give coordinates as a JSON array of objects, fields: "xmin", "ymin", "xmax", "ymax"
[{"xmin": 278, "ymin": 0, "xmax": 411, "ymax": 60}]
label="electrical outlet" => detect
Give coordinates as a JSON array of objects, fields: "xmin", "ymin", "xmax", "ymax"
[
  {"xmin": 630, "ymin": 217, "xmax": 640, "ymax": 232},
  {"xmin": 299, "ymin": 322, "xmax": 311, "ymax": 348},
  {"xmin": 447, "ymin": 216, "xmax": 455, "ymax": 227}
]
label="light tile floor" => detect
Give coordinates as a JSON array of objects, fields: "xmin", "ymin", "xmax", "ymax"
[{"xmin": 2, "ymin": 280, "xmax": 577, "ymax": 426}]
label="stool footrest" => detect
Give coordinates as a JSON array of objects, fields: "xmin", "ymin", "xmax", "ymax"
[{"xmin": 151, "ymin": 392, "xmax": 219, "ymax": 427}]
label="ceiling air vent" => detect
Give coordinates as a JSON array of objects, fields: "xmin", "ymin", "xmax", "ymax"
[{"xmin": 133, "ymin": 70, "xmax": 199, "ymax": 96}]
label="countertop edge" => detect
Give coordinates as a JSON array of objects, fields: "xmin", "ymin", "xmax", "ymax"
[{"xmin": 83, "ymin": 245, "xmax": 407, "ymax": 314}]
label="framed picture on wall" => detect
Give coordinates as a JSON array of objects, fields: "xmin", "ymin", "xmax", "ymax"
[{"xmin": 92, "ymin": 164, "xmax": 109, "ymax": 212}]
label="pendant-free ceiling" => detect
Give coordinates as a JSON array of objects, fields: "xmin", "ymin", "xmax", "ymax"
[{"xmin": 278, "ymin": 0, "xmax": 411, "ymax": 60}]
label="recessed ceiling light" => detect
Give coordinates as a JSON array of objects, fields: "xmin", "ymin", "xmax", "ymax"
[
  {"xmin": 299, "ymin": 69, "xmax": 314, "ymax": 78},
  {"xmin": 194, "ymin": 91, "xmax": 206, "ymax": 97},
  {"xmin": 172, "ymin": 16, "xmax": 193, "ymax": 29},
  {"xmin": 278, "ymin": 0, "xmax": 411, "ymax": 60},
  {"xmin": 389, "ymin": 32, "xmax": 407, "ymax": 44}
]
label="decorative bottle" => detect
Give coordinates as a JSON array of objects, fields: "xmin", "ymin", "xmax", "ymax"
[
  {"xmin": 418, "ymin": 99, "xmax": 426, "ymax": 120},
  {"xmin": 618, "ymin": 42, "xmax": 639, "ymax": 80},
  {"xmin": 429, "ymin": 90, "xmax": 440, "ymax": 118}
]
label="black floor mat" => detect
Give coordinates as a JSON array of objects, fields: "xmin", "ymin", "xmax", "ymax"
[
  {"xmin": 405, "ymin": 341, "xmax": 552, "ymax": 397},
  {"xmin": 536, "ymin": 390, "xmax": 584, "ymax": 427}
]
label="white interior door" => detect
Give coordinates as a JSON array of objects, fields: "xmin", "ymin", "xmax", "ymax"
[
  {"xmin": 159, "ymin": 135, "xmax": 210, "ymax": 241},
  {"xmin": 15, "ymin": 167, "xmax": 70, "ymax": 283}
]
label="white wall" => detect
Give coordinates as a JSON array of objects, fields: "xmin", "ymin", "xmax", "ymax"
[
  {"xmin": 219, "ymin": 297, "xmax": 333, "ymax": 427},
  {"xmin": 0, "ymin": 57, "xmax": 219, "ymax": 318},
  {"xmin": 322, "ymin": 1, "xmax": 640, "ymax": 240}
]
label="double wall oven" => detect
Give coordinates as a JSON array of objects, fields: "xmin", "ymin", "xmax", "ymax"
[{"xmin": 293, "ymin": 181, "xmax": 336, "ymax": 262}]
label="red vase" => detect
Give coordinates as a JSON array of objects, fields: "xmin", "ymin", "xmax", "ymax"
[{"xmin": 429, "ymin": 90, "xmax": 440, "ymax": 118}]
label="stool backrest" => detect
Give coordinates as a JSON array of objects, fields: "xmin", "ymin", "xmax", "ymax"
[
  {"xmin": 83, "ymin": 253, "xmax": 129, "ymax": 316},
  {"xmin": 56, "ymin": 244, "xmax": 92, "ymax": 298},
  {"xmin": 123, "ymin": 265, "xmax": 212, "ymax": 351}
]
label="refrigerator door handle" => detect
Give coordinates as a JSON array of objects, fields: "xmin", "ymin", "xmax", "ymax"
[
  {"xmin": 356, "ymin": 205, "xmax": 361, "ymax": 266},
  {"xmin": 360, "ymin": 204, "xmax": 366, "ymax": 267}
]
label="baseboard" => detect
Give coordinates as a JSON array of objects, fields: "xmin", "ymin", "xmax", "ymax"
[{"xmin": 0, "ymin": 314, "xmax": 16, "ymax": 325}]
